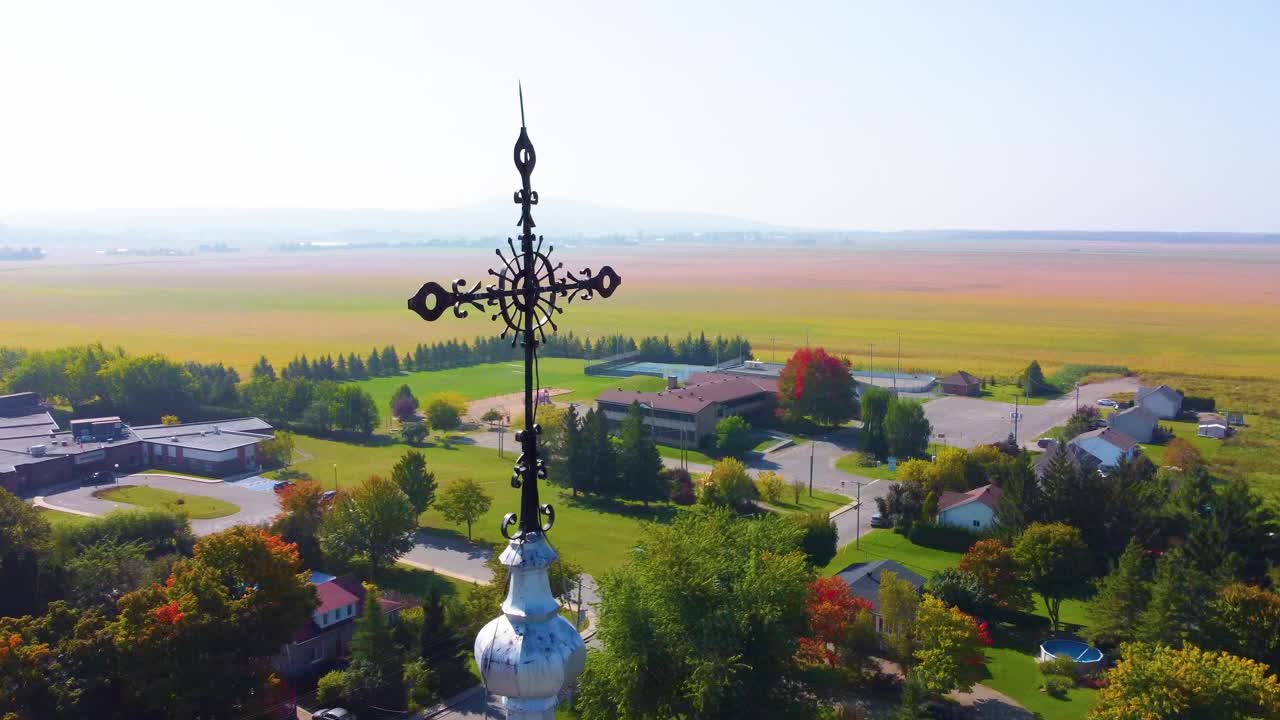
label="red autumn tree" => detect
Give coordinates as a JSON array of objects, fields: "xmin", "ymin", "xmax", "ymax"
[
  {"xmin": 958, "ymin": 538, "xmax": 1033, "ymax": 612},
  {"xmin": 777, "ymin": 347, "xmax": 857, "ymax": 426},
  {"xmin": 798, "ymin": 576, "xmax": 876, "ymax": 668}
]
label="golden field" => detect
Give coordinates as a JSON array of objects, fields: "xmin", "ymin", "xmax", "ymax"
[{"xmin": 1, "ymin": 241, "xmax": 1277, "ymax": 380}]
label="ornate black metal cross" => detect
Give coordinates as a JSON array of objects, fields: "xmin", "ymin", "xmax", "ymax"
[{"xmin": 407, "ymin": 87, "xmax": 621, "ymax": 540}]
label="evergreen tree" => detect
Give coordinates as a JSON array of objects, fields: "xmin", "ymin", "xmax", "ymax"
[
  {"xmin": 617, "ymin": 402, "xmax": 664, "ymax": 506},
  {"xmin": 350, "ymin": 583, "xmax": 403, "ymax": 707},
  {"xmin": 251, "ymin": 355, "xmax": 276, "ymax": 380},
  {"xmin": 367, "ymin": 348, "xmax": 382, "ymax": 376},
  {"xmin": 348, "ymin": 352, "xmax": 366, "ymax": 378},
  {"xmin": 1088, "ymin": 539, "xmax": 1152, "ymax": 647},
  {"xmin": 992, "ymin": 460, "xmax": 1044, "ymax": 540},
  {"xmin": 419, "ymin": 585, "xmax": 447, "ymax": 660},
  {"xmin": 581, "ymin": 408, "xmax": 618, "ymax": 497},
  {"xmin": 548, "ymin": 404, "xmax": 590, "ymax": 497},
  {"xmin": 1022, "ymin": 360, "xmax": 1049, "ymax": 396},
  {"xmin": 336, "ymin": 353, "xmax": 348, "ymax": 378},
  {"xmin": 1139, "ymin": 547, "xmax": 1211, "ymax": 648},
  {"xmin": 381, "ymin": 345, "xmax": 399, "ymax": 374}
]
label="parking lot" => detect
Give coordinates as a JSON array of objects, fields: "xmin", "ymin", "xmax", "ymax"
[{"xmin": 923, "ymin": 377, "xmax": 1139, "ymax": 449}]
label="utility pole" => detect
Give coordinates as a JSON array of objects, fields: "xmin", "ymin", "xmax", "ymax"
[
  {"xmin": 893, "ymin": 333, "xmax": 901, "ymax": 396},
  {"xmin": 853, "ymin": 480, "xmax": 867, "ymax": 549},
  {"xmin": 808, "ymin": 440, "xmax": 815, "ymax": 497},
  {"xmin": 869, "ymin": 343, "xmax": 874, "ymax": 378},
  {"xmin": 771, "ymin": 337, "xmax": 776, "ymax": 361},
  {"xmin": 332, "ymin": 463, "xmax": 337, "ymax": 491},
  {"xmin": 1075, "ymin": 382, "xmax": 1080, "ymax": 411},
  {"xmin": 1012, "ymin": 394, "xmax": 1021, "ymax": 445}
]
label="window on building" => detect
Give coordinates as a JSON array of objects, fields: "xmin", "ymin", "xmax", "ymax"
[
  {"xmin": 308, "ymin": 645, "xmax": 324, "ymax": 664},
  {"xmin": 973, "ymin": 520, "xmax": 980, "ymax": 528}
]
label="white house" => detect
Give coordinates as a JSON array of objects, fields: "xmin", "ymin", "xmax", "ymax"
[
  {"xmin": 1136, "ymin": 385, "xmax": 1183, "ymax": 420},
  {"xmin": 936, "ymin": 484, "xmax": 1003, "ymax": 531},
  {"xmin": 1069, "ymin": 427, "xmax": 1140, "ymax": 469}
]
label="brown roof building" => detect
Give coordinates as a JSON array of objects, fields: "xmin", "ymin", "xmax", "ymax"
[
  {"xmin": 940, "ymin": 371, "xmax": 981, "ymax": 396},
  {"xmin": 597, "ymin": 373, "xmax": 778, "ymax": 448}
]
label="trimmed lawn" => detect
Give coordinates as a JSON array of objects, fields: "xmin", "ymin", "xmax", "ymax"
[
  {"xmin": 381, "ymin": 562, "xmax": 477, "ymax": 599},
  {"xmin": 1138, "ymin": 418, "xmax": 1223, "ymax": 466},
  {"xmin": 822, "ymin": 530, "xmax": 1098, "ymax": 719},
  {"xmin": 289, "ymin": 433, "xmax": 686, "ymax": 577},
  {"xmin": 655, "ymin": 443, "xmax": 720, "ymax": 467},
  {"xmin": 94, "ymin": 485, "xmax": 239, "ymax": 519},
  {"xmin": 977, "ymin": 383, "xmax": 1052, "ymax": 406},
  {"xmin": 835, "ymin": 452, "xmax": 899, "ymax": 481},
  {"xmin": 354, "ymin": 358, "xmax": 665, "ymax": 421},
  {"xmin": 36, "ymin": 507, "xmax": 96, "ymax": 528},
  {"xmin": 760, "ymin": 487, "xmax": 850, "ymax": 514}
]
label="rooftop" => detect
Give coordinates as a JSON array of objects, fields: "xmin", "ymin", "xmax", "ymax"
[
  {"xmin": 938, "ymin": 483, "xmax": 1003, "ymax": 513},
  {"xmin": 941, "ymin": 370, "xmax": 981, "ymax": 386},
  {"xmin": 1071, "ymin": 427, "xmax": 1139, "ymax": 452},
  {"xmin": 597, "ymin": 374, "xmax": 777, "ymax": 414},
  {"xmin": 0, "ymin": 411, "xmax": 59, "ymax": 439},
  {"xmin": 131, "ymin": 418, "xmax": 273, "ymax": 451},
  {"xmin": 835, "ymin": 560, "xmax": 926, "ymax": 613}
]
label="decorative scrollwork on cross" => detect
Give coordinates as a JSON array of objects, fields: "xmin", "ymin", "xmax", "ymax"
[{"xmin": 407, "ymin": 86, "xmax": 621, "ymax": 540}]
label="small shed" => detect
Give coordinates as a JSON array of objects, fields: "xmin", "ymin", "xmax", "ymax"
[
  {"xmin": 940, "ymin": 371, "xmax": 981, "ymax": 396},
  {"xmin": 1198, "ymin": 414, "xmax": 1229, "ymax": 440}
]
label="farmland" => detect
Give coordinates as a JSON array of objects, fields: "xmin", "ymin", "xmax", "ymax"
[{"xmin": 1, "ymin": 241, "xmax": 1277, "ymax": 381}]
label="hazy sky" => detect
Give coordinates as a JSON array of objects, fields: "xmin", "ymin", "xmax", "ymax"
[{"xmin": 1, "ymin": 1, "xmax": 1277, "ymax": 231}]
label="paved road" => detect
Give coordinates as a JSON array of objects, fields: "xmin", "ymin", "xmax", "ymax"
[
  {"xmin": 923, "ymin": 377, "xmax": 1139, "ymax": 450},
  {"xmin": 39, "ymin": 472, "xmax": 281, "ymax": 535}
]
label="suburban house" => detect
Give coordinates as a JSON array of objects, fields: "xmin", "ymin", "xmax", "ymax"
[
  {"xmin": 1034, "ymin": 440, "xmax": 1101, "ymax": 480},
  {"xmin": 1108, "ymin": 405, "xmax": 1158, "ymax": 443},
  {"xmin": 1136, "ymin": 385, "xmax": 1183, "ymax": 420},
  {"xmin": 0, "ymin": 393, "xmax": 274, "ymax": 494},
  {"xmin": 936, "ymin": 483, "xmax": 1003, "ymax": 530},
  {"xmin": 834, "ymin": 560, "xmax": 926, "ymax": 634},
  {"xmin": 1069, "ymin": 427, "xmax": 1140, "ymax": 469},
  {"xmin": 132, "ymin": 418, "xmax": 274, "ymax": 476},
  {"xmin": 939, "ymin": 371, "xmax": 981, "ymax": 396},
  {"xmin": 1197, "ymin": 414, "xmax": 1230, "ymax": 440},
  {"xmin": 273, "ymin": 572, "xmax": 410, "ymax": 680},
  {"xmin": 596, "ymin": 372, "xmax": 778, "ymax": 448}
]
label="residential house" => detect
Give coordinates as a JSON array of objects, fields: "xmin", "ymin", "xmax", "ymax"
[
  {"xmin": 1034, "ymin": 440, "xmax": 1101, "ymax": 480},
  {"xmin": 1069, "ymin": 428, "xmax": 1139, "ymax": 469},
  {"xmin": 1197, "ymin": 414, "xmax": 1230, "ymax": 440},
  {"xmin": 1136, "ymin": 385, "xmax": 1183, "ymax": 420},
  {"xmin": 273, "ymin": 572, "xmax": 410, "ymax": 680},
  {"xmin": 596, "ymin": 373, "xmax": 778, "ymax": 448},
  {"xmin": 936, "ymin": 484, "xmax": 1002, "ymax": 530},
  {"xmin": 834, "ymin": 560, "xmax": 926, "ymax": 634},
  {"xmin": 939, "ymin": 371, "xmax": 981, "ymax": 396},
  {"xmin": 1108, "ymin": 405, "xmax": 1158, "ymax": 443}
]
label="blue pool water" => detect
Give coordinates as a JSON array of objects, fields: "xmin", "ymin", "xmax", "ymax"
[{"xmin": 1041, "ymin": 639, "xmax": 1103, "ymax": 663}]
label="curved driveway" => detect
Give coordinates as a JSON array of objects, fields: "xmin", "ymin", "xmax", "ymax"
[{"xmin": 39, "ymin": 473, "xmax": 281, "ymax": 536}]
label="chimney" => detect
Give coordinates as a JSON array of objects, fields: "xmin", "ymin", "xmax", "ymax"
[{"xmin": 666, "ymin": 375, "xmax": 678, "ymax": 390}]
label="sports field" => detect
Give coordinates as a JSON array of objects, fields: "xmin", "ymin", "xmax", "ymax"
[{"xmin": 2, "ymin": 242, "xmax": 1277, "ymax": 381}]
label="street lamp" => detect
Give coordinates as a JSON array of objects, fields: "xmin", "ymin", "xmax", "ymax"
[{"xmin": 332, "ymin": 463, "xmax": 337, "ymax": 491}]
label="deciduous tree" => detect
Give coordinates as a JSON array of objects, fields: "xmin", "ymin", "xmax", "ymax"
[
  {"xmin": 757, "ymin": 470, "xmax": 785, "ymax": 504},
  {"xmin": 699, "ymin": 457, "xmax": 757, "ymax": 511},
  {"xmin": 436, "ymin": 477, "xmax": 492, "ymax": 541},
  {"xmin": 798, "ymin": 576, "xmax": 876, "ymax": 669},
  {"xmin": 859, "ymin": 386, "xmax": 892, "ymax": 460},
  {"xmin": 271, "ymin": 480, "xmax": 326, "ymax": 569},
  {"xmin": 1089, "ymin": 643, "xmax": 1280, "ymax": 720},
  {"xmin": 320, "ymin": 475, "xmax": 418, "ymax": 577},
  {"xmin": 1208, "ymin": 582, "xmax": 1280, "ymax": 670},
  {"xmin": 787, "ymin": 511, "xmax": 838, "ymax": 569},
  {"xmin": 0, "ymin": 488, "xmax": 51, "ymax": 617},
  {"xmin": 777, "ymin": 347, "xmax": 857, "ymax": 426},
  {"xmin": 425, "ymin": 392, "xmax": 468, "ymax": 433},
  {"xmin": 1012, "ymin": 522, "xmax": 1091, "ymax": 632},
  {"xmin": 886, "ymin": 399, "xmax": 932, "ymax": 460},
  {"xmin": 715, "ymin": 415, "xmax": 754, "ymax": 458},
  {"xmin": 958, "ymin": 539, "xmax": 1031, "ymax": 612}
]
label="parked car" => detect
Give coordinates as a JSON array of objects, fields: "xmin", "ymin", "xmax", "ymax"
[
  {"xmin": 1036, "ymin": 437, "xmax": 1055, "ymax": 449},
  {"xmin": 313, "ymin": 710, "xmax": 356, "ymax": 720},
  {"xmin": 869, "ymin": 513, "xmax": 890, "ymax": 528},
  {"xmin": 1097, "ymin": 398, "xmax": 1118, "ymax": 408},
  {"xmin": 320, "ymin": 489, "xmax": 338, "ymax": 504},
  {"xmin": 86, "ymin": 470, "xmax": 115, "ymax": 485},
  {"xmin": 272, "ymin": 480, "xmax": 293, "ymax": 494}
]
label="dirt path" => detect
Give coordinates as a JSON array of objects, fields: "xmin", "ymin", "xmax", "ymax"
[{"xmin": 464, "ymin": 388, "xmax": 572, "ymax": 424}]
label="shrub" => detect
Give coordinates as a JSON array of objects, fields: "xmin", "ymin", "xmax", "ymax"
[
  {"xmin": 667, "ymin": 468, "xmax": 696, "ymax": 506},
  {"xmin": 847, "ymin": 450, "xmax": 875, "ymax": 468},
  {"xmin": 403, "ymin": 657, "xmax": 436, "ymax": 711},
  {"xmin": 1043, "ymin": 674, "xmax": 1074, "ymax": 699},
  {"xmin": 757, "ymin": 470, "xmax": 785, "ymax": 504},
  {"xmin": 54, "ymin": 508, "xmax": 195, "ymax": 559},
  {"xmin": 401, "ymin": 421, "xmax": 428, "ymax": 446},
  {"xmin": 906, "ymin": 521, "xmax": 982, "ymax": 553},
  {"xmin": 924, "ymin": 568, "xmax": 990, "ymax": 615},
  {"xmin": 316, "ymin": 670, "xmax": 347, "ymax": 705},
  {"xmin": 715, "ymin": 415, "xmax": 754, "ymax": 458},
  {"xmin": 1040, "ymin": 655, "xmax": 1079, "ymax": 678},
  {"xmin": 788, "ymin": 511, "xmax": 838, "ymax": 568}
]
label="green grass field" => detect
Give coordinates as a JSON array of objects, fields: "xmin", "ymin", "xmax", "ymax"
[
  {"xmin": 977, "ymin": 383, "xmax": 1051, "ymax": 406},
  {"xmin": 758, "ymin": 486, "xmax": 850, "ymax": 514},
  {"xmin": 288, "ymin": 433, "xmax": 685, "ymax": 577},
  {"xmin": 835, "ymin": 451, "xmax": 900, "ymax": 481},
  {"xmin": 36, "ymin": 507, "xmax": 96, "ymax": 528},
  {"xmin": 94, "ymin": 485, "xmax": 240, "ymax": 519},
  {"xmin": 354, "ymin": 358, "xmax": 665, "ymax": 420},
  {"xmin": 822, "ymin": 530, "xmax": 1097, "ymax": 718},
  {"xmin": 1138, "ymin": 418, "xmax": 1224, "ymax": 466}
]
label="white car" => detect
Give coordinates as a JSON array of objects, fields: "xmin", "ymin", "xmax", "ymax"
[
  {"xmin": 1097, "ymin": 398, "xmax": 1118, "ymax": 408},
  {"xmin": 313, "ymin": 709, "xmax": 356, "ymax": 720}
]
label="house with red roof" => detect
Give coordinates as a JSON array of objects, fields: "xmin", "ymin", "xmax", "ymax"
[
  {"xmin": 936, "ymin": 483, "xmax": 1003, "ymax": 531},
  {"xmin": 272, "ymin": 571, "xmax": 411, "ymax": 680}
]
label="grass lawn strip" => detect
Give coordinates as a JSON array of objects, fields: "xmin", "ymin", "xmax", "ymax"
[
  {"xmin": 94, "ymin": 485, "xmax": 240, "ymax": 519},
  {"xmin": 759, "ymin": 487, "xmax": 851, "ymax": 514},
  {"xmin": 36, "ymin": 507, "xmax": 97, "ymax": 528},
  {"xmin": 977, "ymin": 383, "xmax": 1052, "ymax": 406}
]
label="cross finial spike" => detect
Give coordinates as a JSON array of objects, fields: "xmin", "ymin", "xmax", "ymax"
[{"xmin": 518, "ymin": 81, "xmax": 526, "ymax": 128}]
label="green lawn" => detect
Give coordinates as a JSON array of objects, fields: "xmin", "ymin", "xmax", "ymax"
[
  {"xmin": 36, "ymin": 507, "xmax": 96, "ymax": 528},
  {"xmin": 822, "ymin": 530, "xmax": 1097, "ymax": 718},
  {"xmin": 835, "ymin": 452, "xmax": 900, "ymax": 481},
  {"xmin": 1138, "ymin": 418, "xmax": 1224, "ymax": 466},
  {"xmin": 289, "ymin": 433, "xmax": 686, "ymax": 577},
  {"xmin": 381, "ymin": 562, "xmax": 477, "ymax": 600},
  {"xmin": 353, "ymin": 358, "xmax": 666, "ymax": 421},
  {"xmin": 655, "ymin": 443, "xmax": 720, "ymax": 466},
  {"xmin": 761, "ymin": 487, "xmax": 851, "ymax": 514},
  {"xmin": 977, "ymin": 383, "xmax": 1052, "ymax": 406},
  {"xmin": 94, "ymin": 485, "xmax": 239, "ymax": 519}
]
